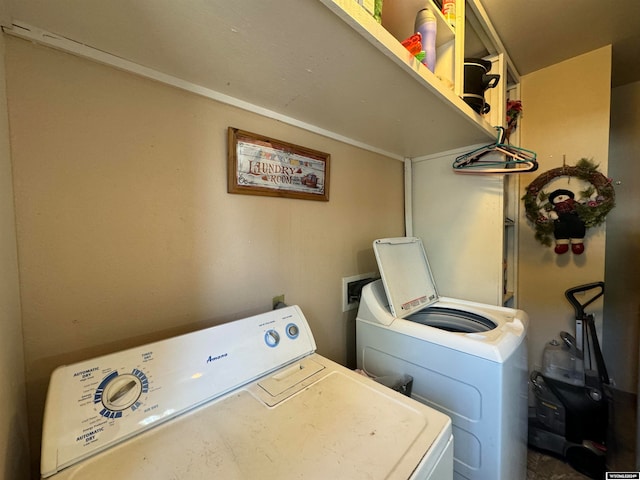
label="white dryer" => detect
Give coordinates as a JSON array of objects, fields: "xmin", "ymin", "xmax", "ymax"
[
  {"xmin": 356, "ymin": 237, "xmax": 528, "ymax": 480},
  {"xmin": 40, "ymin": 305, "xmax": 453, "ymax": 480}
]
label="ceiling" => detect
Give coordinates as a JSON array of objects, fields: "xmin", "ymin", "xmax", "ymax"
[{"xmin": 480, "ymin": 0, "xmax": 640, "ymax": 87}]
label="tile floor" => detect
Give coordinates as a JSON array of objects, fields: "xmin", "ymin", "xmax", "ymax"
[
  {"xmin": 526, "ymin": 389, "xmax": 636, "ymax": 479},
  {"xmin": 527, "ymin": 448, "xmax": 593, "ymax": 479}
]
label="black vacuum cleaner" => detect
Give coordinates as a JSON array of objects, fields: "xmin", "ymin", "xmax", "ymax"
[{"xmin": 528, "ymin": 281, "xmax": 610, "ymax": 479}]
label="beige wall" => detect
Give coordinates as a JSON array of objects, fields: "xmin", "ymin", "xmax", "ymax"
[
  {"xmin": 6, "ymin": 37, "xmax": 405, "ymax": 475},
  {"xmin": 0, "ymin": 34, "xmax": 30, "ymax": 480},
  {"xmin": 518, "ymin": 46, "xmax": 611, "ymax": 373}
]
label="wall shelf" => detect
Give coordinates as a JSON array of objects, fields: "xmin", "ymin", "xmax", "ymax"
[{"xmin": 7, "ymin": 0, "xmax": 496, "ymax": 159}]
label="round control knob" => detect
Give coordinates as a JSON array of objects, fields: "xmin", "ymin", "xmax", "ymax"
[
  {"xmin": 265, "ymin": 329, "xmax": 280, "ymax": 347},
  {"xmin": 102, "ymin": 374, "xmax": 142, "ymax": 411},
  {"xmin": 286, "ymin": 323, "xmax": 299, "ymax": 339}
]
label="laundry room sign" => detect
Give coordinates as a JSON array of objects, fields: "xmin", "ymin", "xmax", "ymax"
[{"xmin": 228, "ymin": 127, "xmax": 330, "ymax": 201}]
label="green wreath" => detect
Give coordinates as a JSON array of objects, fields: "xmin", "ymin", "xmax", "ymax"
[{"xmin": 522, "ymin": 158, "xmax": 616, "ymax": 246}]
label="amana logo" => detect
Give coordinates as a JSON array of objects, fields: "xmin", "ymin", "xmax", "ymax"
[{"xmin": 206, "ymin": 353, "xmax": 228, "ymax": 364}]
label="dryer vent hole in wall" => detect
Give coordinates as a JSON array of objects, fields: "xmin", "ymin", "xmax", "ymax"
[
  {"xmin": 342, "ymin": 273, "xmax": 377, "ymax": 312},
  {"xmin": 272, "ymin": 294, "xmax": 286, "ymax": 310}
]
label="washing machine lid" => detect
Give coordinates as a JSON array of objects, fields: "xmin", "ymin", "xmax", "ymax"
[{"xmin": 373, "ymin": 237, "xmax": 439, "ymax": 318}]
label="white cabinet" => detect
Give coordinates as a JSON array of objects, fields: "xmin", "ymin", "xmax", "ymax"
[
  {"xmin": 501, "ymin": 84, "xmax": 523, "ymax": 307},
  {"xmin": 411, "ymin": 150, "xmax": 508, "ymax": 305},
  {"xmin": 410, "ymin": 161, "xmax": 520, "ymax": 308},
  {"xmin": 406, "ymin": 38, "xmax": 520, "ymax": 307},
  {"xmin": 409, "ymin": 147, "xmax": 519, "ymax": 307},
  {"xmin": 502, "ymin": 172, "xmax": 519, "ymax": 306}
]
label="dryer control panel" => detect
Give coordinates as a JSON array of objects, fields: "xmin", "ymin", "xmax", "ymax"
[{"xmin": 40, "ymin": 306, "xmax": 316, "ymax": 478}]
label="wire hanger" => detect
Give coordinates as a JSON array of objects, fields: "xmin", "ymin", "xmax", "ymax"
[{"xmin": 452, "ymin": 127, "xmax": 538, "ymax": 174}]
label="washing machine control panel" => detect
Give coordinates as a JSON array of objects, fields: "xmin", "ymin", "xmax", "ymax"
[{"xmin": 40, "ymin": 306, "xmax": 316, "ymax": 478}]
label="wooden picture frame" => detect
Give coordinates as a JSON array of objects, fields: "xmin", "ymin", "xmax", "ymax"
[{"xmin": 228, "ymin": 127, "xmax": 330, "ymax": 201}]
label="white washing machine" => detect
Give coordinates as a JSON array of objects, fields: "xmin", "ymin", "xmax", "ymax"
[
  {"xmin": 40, "ymin": 305, "xmax": 453, "ymax": 480},
  {"xmin": 356, "ymin": 237, "xmax": 528, "ymax": 480}
]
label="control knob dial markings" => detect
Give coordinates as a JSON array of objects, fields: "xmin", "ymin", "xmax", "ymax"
[{"xmin": 94, "ymin": 368, "xmax": 149, "ymax": 418}]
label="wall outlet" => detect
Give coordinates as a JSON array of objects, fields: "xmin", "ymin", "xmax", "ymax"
[{"xmin": 342, "ymin": 272, "xmax": 376, "ymax": 312}]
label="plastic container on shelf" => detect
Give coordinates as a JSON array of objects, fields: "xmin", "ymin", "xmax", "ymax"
[
  {"xmin": 414, "ymin": 8, "xmax": 437, "ymax": 72},
  {"xmin": 441, "ymin": 0, "xmax": 456, "ymax": 28}
]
